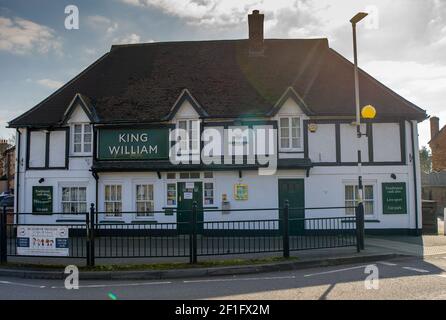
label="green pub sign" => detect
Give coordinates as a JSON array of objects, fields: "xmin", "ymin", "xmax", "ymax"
[
  {"xmin": 32, "ymin": 186, "xmax": 53, "ymax": 214},
  {"xmin": 98, "ymin": 128, "xmax": 169, "ymax": 160},
  {"xmin": 382, "ymin": 182, "xmax": 407, "ymax": 214}
]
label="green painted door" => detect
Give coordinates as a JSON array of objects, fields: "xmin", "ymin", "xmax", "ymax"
[
  {"xmin": 177, "ymin": 182, "xmax": 203, "ymax": 234},
  {"xmin": 278, "ymin": 179, "xmax": 305, "ymax": 235}
]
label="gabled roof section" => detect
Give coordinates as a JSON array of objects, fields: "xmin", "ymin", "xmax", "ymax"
[
  {"xmin": 267, "ymin": 86, "xmax": 314, "ymax": 116},
  {"xmin": 8, "ymin": 38, "xmax": 427, "ymax": 127},
  {"xmin": 163, "ymin": 89, "xmax": 209, "ymax": 120},
  {"xmin": 61, "ymin": 93, "xmax": 99, "ymax": 124}
]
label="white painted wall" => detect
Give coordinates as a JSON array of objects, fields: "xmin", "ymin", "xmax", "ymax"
[
  {"xmin": 17, "ymin": 112, "xmax": 423, "ymax": 232},
  {"xmin": 373, "ymin": 123, "xmax": 401, "ymax": 162},
  {"xmin": 28, "ymin": 131, "xmax": 46, "ymax": 167},
  {"xmin": 340, "ymin": 123, "xmax": 369, "ymax": 163},
  {"xmin": 308, "ymin": 124, "xmax": 336, "ymax": 163},
  {"xmin": 49, "ymin": 130, "xmax": 66, "ymax": 167}
]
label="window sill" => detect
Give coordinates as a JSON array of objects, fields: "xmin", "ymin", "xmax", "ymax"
[
  {"xmin": 130, "ymin": 220, "xmax": 158, "ymax": 224},
  {"xmin": 341, "ymin": 219, "xmax": 380, "ymax": 224},
  {"xmin": 56, "ymin": 219, "xmax": 85, "ymax": 223},
  {"xmin": 99, "ymin": 220, "xmax": 125, "ymax": 224}
]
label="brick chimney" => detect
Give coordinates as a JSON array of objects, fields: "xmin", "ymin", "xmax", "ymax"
[
  {"xmin": 431, "ymin": 116, "xmax": 440, "ymax": 140},
  {"xmin": 0, "ymin": 139, "xmax": 8, "ymax": 154},
  {"xmin": 248, "ymin": 10, "xmax": 264, "ymax": 55}
]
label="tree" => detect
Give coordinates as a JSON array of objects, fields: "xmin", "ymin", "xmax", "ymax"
[{"xmin": 419, "ymin": 146, "xmax": 432, "ymax": 173}]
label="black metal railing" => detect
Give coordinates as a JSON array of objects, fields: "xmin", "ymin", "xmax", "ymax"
[{"xmin": 0, "ymin": 202, "xmax": 364, "ymax": 266}]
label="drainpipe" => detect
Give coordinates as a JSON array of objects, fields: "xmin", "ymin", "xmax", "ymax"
[
  {"xmin": 91, "ymin": 170, "xmax": 99, "ymax": 224},
  {"xmin": 410, "ymin": 121, "xmax": 420, "ymax": 235},
  {"xmin": 15, "ymin": 129, "xmax": 21, "ymax": 224}
]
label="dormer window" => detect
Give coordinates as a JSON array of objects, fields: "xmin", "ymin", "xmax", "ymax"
[
  {"xmin": 72, "ymin": 123, "xmax": 92, "ymax": 155},
  {"xmin": 177, "ymin": 119, "xmax": 200, "ymax": 154},
  {"xmin": 279, "ymin": 117, "xmax": 302, "ymax": 150}
]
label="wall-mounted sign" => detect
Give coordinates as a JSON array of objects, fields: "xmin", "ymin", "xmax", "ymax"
[
  {"xmin": 98, "ymin": 128, "xmax": 169, "ymax": 160},
  {"xmin": 382, "ymin": 182, "xmax": 407, "ymax": 214},
  {"xmin": 32, "ymin": 186, "xmax": 53, "ymax": 214},
  {"xmin": 234, "ymin": 184, "xmax": 248, "ymax": 200},
  {"xmin": 16, "ymin": 225, "xmax": 69, "ymax": 256},
  {"xmin": 183, "ymin": 192, "xmax": 193, "ymax": 199}
]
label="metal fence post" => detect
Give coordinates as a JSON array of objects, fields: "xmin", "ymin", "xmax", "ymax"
[
  {"xmin": 89, "ymin": 203, "xmax": 95, "ymax": 267},
  {"xmin": 190, "ymin": 201, "xmax": 198, "ymax": 264},
  {"xmin": 0, "ymin": 206, "xmax": 7, "ymax": 263},
  {"xmin": 283, "ymin": 200, "xmax": 290, "ymax": 258},
  {"xmin": 86, "ymin": 209, "xmax": 91, "ymax": 266},
  {"xmin": 355, "ymin": 203, "xmax": 365, "ymax": 251}
]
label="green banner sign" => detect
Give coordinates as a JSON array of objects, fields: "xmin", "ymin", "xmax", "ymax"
[
  {"xmin": 98, "ymin": 128, "xmax": 169, "ymax": 160},
  {"xmin": 32, "ymin": 186, "xmax": 53, "ymax": 214},
  {"xmin": 382, "ymin": 182, "xmax": 407, "ymax": 214}
]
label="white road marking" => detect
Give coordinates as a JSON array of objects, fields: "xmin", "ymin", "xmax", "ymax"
[
  {"xmin": 183, "ymin": 275, "xmax": 296, "ymax": 283},
  {"xmin": 50, "ymin": 281, "xmax": 171, "ymax": 289},
  {"xmin": 304, "ymin": 265, "xmax": 369, "ymax": 277},
  {"xmin": 378, "ymin": 261, "xmax": 397, "ymax": 266},
  {"xmin": 0, "ymin": 280, "xmax": 46, "ymax": 288},
  {"xmin": 402, "ymin": 267, "xmax": 430, "ymax": 273},
  {"xmin": 436, "ymin": 274, "xmax": 446, "ymax": 278}
]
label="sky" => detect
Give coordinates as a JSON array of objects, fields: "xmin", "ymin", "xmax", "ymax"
[{"xmin": 0, "ymin": 0, "xmax": 445, "ymax": 148}]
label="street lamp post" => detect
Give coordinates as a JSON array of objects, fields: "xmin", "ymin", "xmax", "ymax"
[{"xmin": 350, "ymin": 12, "xmax": 368, "ymax": 250}]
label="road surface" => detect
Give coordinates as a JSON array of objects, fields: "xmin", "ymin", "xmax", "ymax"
[{"xmin": 2, "ymin": 254, "xmax": 446, "ymax": 300}]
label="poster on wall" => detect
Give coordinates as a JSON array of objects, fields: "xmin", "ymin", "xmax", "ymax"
[
  {"xmin": 382, "ymin": 182, "xmax": 407, "ymax": 214},
  {"xmin": 234, "ymin": 184, "xmax": 248, "ymax": 200},
  {"xmin": 16, "ymin": 226, "xmax": 69, "ymax": 256},
  {"xmin": 32, "ymin": 186, "xmax": 53, "ymax": 214}
]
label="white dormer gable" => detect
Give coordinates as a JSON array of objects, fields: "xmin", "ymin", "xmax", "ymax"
[
  {"xmin": 276, "ymin": 97, "xmax": 305, "ymax": 116},
  {"xmin": 66, "ymin": 103, "xmax": 91, "ymax": 123},
  {"xmin": 171, "ymin": 99, "xmax": 200, "ymax": 121},
  {"xmin": 164, "ymin": 89, "xmax": 208, "ymax": 122}
]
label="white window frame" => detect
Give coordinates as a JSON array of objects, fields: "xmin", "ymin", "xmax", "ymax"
[
  {"xmin": 343, "ymin": 182, "xmax": 376, "ymax": 217},
  {"xmin": 61, "ymin": 186, "xmax": 88, "ymax": 214},
  {"xmin": 133, "ymin": 183, "xmax": 155, "ymax": 219},
  {"xmin": 176, "ymin": 119, "xmax": 200, "ymax": 155},
  {"xmin": 103, "ymin": 183, "xmax": 123, "ymax": 218},
  {"xmin": 278, "ymin": 116, "xmax": 303, "ymax": 151},
  {"xmin": 57, "ymin": 182, "xmax": 89, "ymax": 220},
  {"xmin": 71, "ymin": 123, "xmax": 92, "ymax": 155}
]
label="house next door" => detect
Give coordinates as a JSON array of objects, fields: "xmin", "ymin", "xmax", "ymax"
[
  {"xmin": 278, "ymin": 179, "xmax": 305, "ymax": 235},
  {"xmin": 177, "ymin": 182, "xmax": 203, "ymax": 234}
]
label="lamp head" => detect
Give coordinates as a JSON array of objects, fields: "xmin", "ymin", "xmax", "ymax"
[
  {"xmin": 361, "ymin": 105, "xmax": 376, "ymax": 119},
  {"xmin": 350, "ymin": 12, "xmax": 368, "ymax": 25}
]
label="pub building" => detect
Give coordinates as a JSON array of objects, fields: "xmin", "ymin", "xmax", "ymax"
[{"xmin": 8, "ymin": 10, "xmax": 427, "ymax": 235}]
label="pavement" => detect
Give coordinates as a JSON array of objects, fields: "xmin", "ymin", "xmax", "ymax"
[
  {"xmin": 2, "ymin": 254, "xmax": 446, "ymax": 299},
  {"xmin": 4, "ymin": 234, "xmax": 446, "ymax": 281},
  {"xmin": 3, "ymin": 234, "xmax": 446, "ymax": 299}
]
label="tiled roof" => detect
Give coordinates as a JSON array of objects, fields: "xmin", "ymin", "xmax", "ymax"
[{"xmin": 9, "ymin": 39, "xmax": 427, "ymax": 127}]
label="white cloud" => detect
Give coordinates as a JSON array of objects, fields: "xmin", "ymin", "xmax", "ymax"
[
  {"xmin": 86, "ymin": 15, "xmax": 118, "ymax": 34},
  {"xmin": 0, "ymin": 16, "xmax": 62, "ymax": 55},
  {"xmin": 112, "ymin": 33, "xmax": 141, "ymax": 44},
  {"xmin": 36, "ymin": 78, "xmax": 63, "ymax": 89}
]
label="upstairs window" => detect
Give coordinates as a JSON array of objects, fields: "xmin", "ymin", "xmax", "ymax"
[
  {"xmin": 279, "ymin": 117, "xmax": 301, "ymax": 150},
  {"xmin": 177, "ymin": 120, "xmax": 200, "ymax": 154},
  {"xmin": 72, "ymin": 124, "xmax": 92, "ymax": 154}
]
